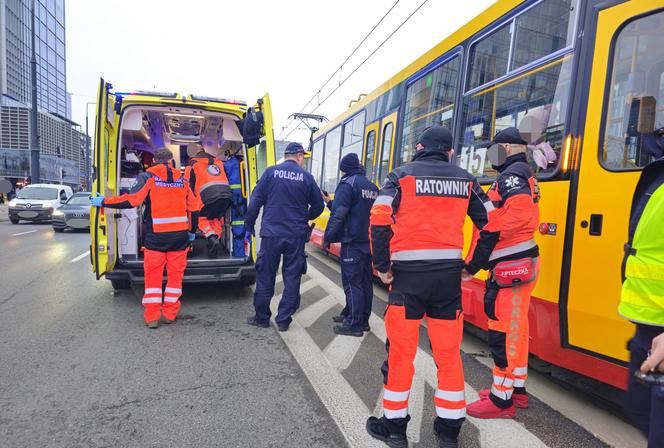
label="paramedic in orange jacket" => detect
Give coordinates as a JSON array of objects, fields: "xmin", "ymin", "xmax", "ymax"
[
  {"xmin": 366, "ymin": 126, "xmax": 491, "ymax": 448},
  {"xmin": 90, "ymin": 148, "xmax": 198, "ymax": 329},
  {"xmin": 185, "ymin": 145, "xmax": 232, "ymax": 258},
  {"xmin": 463, "ymin": 127, "xmax": 540, "ymax": 419}
]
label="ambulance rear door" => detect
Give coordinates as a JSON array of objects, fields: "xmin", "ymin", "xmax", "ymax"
[
  {"xmin": 246, "ymin": 93, "xmax": 276, "ymax": 257},
  {"xmin": 90, "ymin": 78, "xmax": 117, "ymax": 278}
]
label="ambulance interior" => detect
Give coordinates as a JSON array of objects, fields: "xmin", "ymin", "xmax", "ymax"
[{"xmin": 116, "ymin": 106, "xmax": 248, "ymax": 262}]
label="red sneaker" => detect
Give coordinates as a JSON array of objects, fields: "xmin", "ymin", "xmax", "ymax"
[
  {"xmin": 479, "ymin": 388, "xmax": 529, "ymax": 408},
  {"xmin": 467, "ymin": 397, "xmax": 516, "ymax": 419}
]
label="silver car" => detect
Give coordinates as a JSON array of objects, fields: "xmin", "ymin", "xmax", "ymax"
[{"xmin": 51, "ymin": 192, "xmax": 91, "ymax": 232}]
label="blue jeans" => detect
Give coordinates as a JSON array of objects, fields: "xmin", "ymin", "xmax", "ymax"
[
  {"xmin": 624, "ymin": 324, "xmax": 664, "ymax": 448},
  {"xmin": 253, "ymin": 237, "xmax": 307, "ymax": 325}
]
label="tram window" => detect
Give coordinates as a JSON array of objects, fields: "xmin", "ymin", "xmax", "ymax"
[
  {"xmin": 322, "ymin": 126, "xmax": 342, "ymax": 191},
  {"xmin": 343, "ymin": 111, "xmax": 366, "ymax": 147},
  {"xmin": 468, "ymin": 24, "xmax": 512, "ymax": 90},
  {"xmin": 340, "ymin": 111, "xmax": 366, "ymax": 162},
  {"xmin": 364, "ymin": 130, "xmax": 376, "ymax": 180},
  {"xmin": 601, "ymin": 11, "xmax": 664, "ymax": 171},
  {"xmin": 510, "ymin": 0, "xmax": 577, "ymax": 71},
  {"xmin": 401, "ymin": 56, "xmax": 460, "ymax": 165},
  {"xmin": 378, "ymin": 123, "xmax": 394, "ymax": 183},
  {"xmin": 458, "ymin": 56, "xmax": 574, "ymax": 181},
  {"xmin": 311, "ymin": 138, "xmax": 324, "ymax": 185}
]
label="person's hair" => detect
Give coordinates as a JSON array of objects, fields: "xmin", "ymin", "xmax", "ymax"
[{"xmin": 153, "ymin": 147, "xmax": 174, "ymax": 163}]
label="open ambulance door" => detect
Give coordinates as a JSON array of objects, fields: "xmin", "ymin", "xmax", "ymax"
[
  {"xmin": 246, "ymin": 93, "xmax": 276, "ymax": 259},
  {"xmin": 90, "ymin": 78, "xmax": 117, "ymax": 279}
]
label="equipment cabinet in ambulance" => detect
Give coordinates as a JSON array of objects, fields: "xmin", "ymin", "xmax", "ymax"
[{"xmin": 89, "ymin": 79, "xmax": 276, "ymax": 290}]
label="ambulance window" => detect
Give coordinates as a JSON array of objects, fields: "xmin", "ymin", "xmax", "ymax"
[
  {"xmin": 311, "ymin": 138, "xmax": 324, "ymax": 185},
  {"xmin": 601, "ymin": 11, "xmax": 664, "ymax": 171},
  {"xmin": 322, "ymin": 126, "xmax": 342, "ymax": 192},
  {"xmin": 401, "ymin": 56, "xmax": 460, "ymax": 165},
  {"xmin": 364, "ymin": 130, "xmax": 376, "ymax": 180},
  {"xmin": 378, "ymin": 123, "xmax": 393, "ymax": 184}
]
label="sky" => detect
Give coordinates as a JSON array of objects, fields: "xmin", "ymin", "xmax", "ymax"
[{"xmin": 66, "ymin": 0, "xmax": 496, "ymax": 145}]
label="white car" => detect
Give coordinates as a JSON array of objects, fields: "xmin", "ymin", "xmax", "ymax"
[{"xmin": 8, "ymin": 184, "xmax": 73, "ymax": 224}]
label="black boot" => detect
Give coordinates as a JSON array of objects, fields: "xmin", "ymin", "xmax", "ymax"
[
  {"xmin": 206, "ymin": 235, "xmax": 219, "ymax": 258},
  {"xmin": 366, "ymin": 415, "xmax": 410, "ymax": 448},
  {"xmin": 433, "ymin": 417, "xmax": 462, "ymax": 448}
]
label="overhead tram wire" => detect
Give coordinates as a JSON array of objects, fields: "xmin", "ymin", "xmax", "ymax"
[
  {"xmin": 278, "ymin": 0, "xmax": 401, "ymax": 139},
  {"xmin": 282, "ymin": 0, "xmax": 429, "ymax": 141}
]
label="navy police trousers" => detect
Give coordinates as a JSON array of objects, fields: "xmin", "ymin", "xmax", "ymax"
[
  {"xmin": 624, "ymin": 324, "xmax": 664, "ymax": 448},
  {"xmin": 340, "ymin": 242, "xmax": 373, "ymax": 331},
  {"xmin": 253, "ymin": 236, "xmax": 307, "ymax": 326}
]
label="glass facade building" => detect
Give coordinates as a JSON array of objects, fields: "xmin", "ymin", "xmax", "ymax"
[{"xmin": 1, "ymin": 0, "xmax": 68, "ymax": 118}]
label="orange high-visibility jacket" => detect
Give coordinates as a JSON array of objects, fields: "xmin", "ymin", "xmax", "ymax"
[
  {"xmin": 370, "ymin": 150, "xmax": 490, "ymax": 273},
  {"xmin": 185, "ymin": 153, "xmax": 232, "ymax": 206},
  {"xmin": 465, "ymin": 153, "xmax": 540, "ymax": 274},
  {"xmin": 103, "ymin": 163, "xmax": 198, "ymax": 247}
]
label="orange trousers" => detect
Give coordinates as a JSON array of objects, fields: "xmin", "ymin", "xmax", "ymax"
[
  {"xmin": 142, "ymin": 248, "xmax": 187, "ymax": 323},
  {"xmin": 383, "ymin": 307, "xmax": 465, "ymax": 422},
  {"xmin": 199, "ymin": 216, "xmax": 223, "ymax": 239},
  {"xmin": 486, "ymin": 260, "xmax": 540, "ymax": 402}
]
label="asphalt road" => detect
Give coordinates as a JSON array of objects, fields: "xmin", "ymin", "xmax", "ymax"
[
  {"xmin": 0, "ymin": 221, "xmax": 345, "ymax": 448},
  {"xmin": 0, "ymin": 218, "xmax": 648, "ymax": 448}
]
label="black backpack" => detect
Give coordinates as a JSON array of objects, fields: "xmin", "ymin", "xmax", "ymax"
[{"xmin": 242, "ymin": 107, "xmax": 264, "ymax": 147}]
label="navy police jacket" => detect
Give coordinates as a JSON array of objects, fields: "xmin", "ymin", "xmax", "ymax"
[
  {"xmin": 245, "ymin": 160, "xmax": 325, "ymax": 238},
  {"xmin": 324, "ymin": 167, "xmax": 378, "ymax": 244}
]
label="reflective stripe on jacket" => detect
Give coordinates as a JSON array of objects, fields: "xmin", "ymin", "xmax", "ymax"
[
  {"xmin": 466, "ymin": 153, "xmax": 540, "ymax": 274},
  {"xmin": 370, "ymin": 150, "xmax": 490, "ymax": 272},
  {"xmin": 102, "ymin": 163, "xmax": 198, "ymax": 249},
  {"xmin": 185, "ymin": 153, "xmax": 232, "ymax": 206}
]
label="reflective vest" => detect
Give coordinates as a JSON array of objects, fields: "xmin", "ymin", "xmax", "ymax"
[{"xmin": 620, "ymin": 181, "xmax": 664, "ymax": 327}]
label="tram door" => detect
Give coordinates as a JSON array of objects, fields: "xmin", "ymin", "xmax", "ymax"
[
  {"xmin": 368, "ymin": 111, "xmax": 398, "ymax": 186},
  {"xmin": 565, "ymin": 2, "xmax": 663, "ymax": 362}
]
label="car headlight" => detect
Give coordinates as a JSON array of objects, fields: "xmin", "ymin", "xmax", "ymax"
[
  {"xmin": 53, "ymin": 210, "xmax": 64, "ymax": 217},
  {"xmin": 8, "ymin": 200, "xmax": 17, "ymax": 207}
]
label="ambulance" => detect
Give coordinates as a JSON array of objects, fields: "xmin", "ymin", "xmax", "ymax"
[{"xmin": 89, "ymin": 79, "xmax": 276, "ymax": 289}]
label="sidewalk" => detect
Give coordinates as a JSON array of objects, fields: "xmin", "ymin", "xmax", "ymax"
[{"xmin": 0, "ymin": 203, "xmax": 8, "ymax": 222}]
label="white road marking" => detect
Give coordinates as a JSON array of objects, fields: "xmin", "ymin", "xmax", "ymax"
[
  {"xmin": 69, "ymin": 251, "xmax": 90, "ymax": 263},
  {"xmin": 323, "ymin": 333, "xmax": 366, "ymax": 370},
  {"xmin": 11, "ymin": 230, "xmax": 38, "ymax": 236},
  {"xmin": 269, "ymin": 297, "xmax": 385, "ymax": 448},
  {"xmin": 296, "ymin": 294, "xmax": 338, "ymax": 328}
]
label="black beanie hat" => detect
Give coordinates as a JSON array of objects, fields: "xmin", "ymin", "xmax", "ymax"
[{"xmin": 339, "ymin": 153, "xmax": 361, "ymax": 172}]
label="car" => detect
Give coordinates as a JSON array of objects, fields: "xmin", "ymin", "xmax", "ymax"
[
  {"xmin": 52, "ymin": 192, "xmax": 92, "ymax": 232},
  {"xmin": 8, "ymin": 184, "xmax": 73, "ymax": 224}
]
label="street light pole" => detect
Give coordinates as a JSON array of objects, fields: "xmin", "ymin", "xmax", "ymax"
[
  {"xmin": 85, "ymin": 102, "xmax": 95, "ymax": 190},
  {"xmin": 29, "ymin": 0, "xmax": 40, "ymax": 184}
]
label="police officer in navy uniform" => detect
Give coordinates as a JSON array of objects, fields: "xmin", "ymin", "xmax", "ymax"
[
  {"xmin": 322, "ymin": 153, "xmax": 378, "ymax": 336},
  {"xmin": 245, "ymin": 142, "xmax": 325, "ymax": 331}
]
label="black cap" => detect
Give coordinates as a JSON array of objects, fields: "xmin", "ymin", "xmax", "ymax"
[
  {"xmin": 416, "ymin": 126, "xmax": 453, "ymax": 151},
  {"xmin": 493, "ymin": 127, "xmax": 528, "ymax": 145},
  {"xmin": 284, "ymin": 142, "xmax": 306, "ymax": 154}
]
